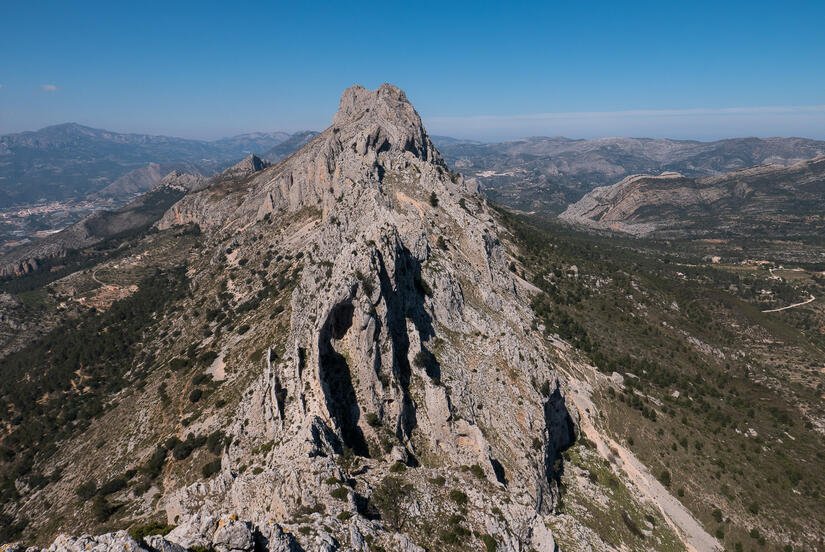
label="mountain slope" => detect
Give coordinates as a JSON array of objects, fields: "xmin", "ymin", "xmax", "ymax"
[
  {"xmin": 260, "ymin": 130, "xmax": 320, "ymax": 163},
  {"xmin": 435, "ymin": 136, "xmax": 825, "ymax": 215},
  {"xmin": 0, "ymin": 124, "xmax": 303, "ymax": 207},
  {"xmin": 92, "ymin": 162, "xmax": 206, "ymax": 202},
  {"xmin": 0, "ymin": 170, "xmax": 205, "ymax": 276},
  {"xmin": 559, "ymin": 155, "xmax": 825, "ymax": 237}
]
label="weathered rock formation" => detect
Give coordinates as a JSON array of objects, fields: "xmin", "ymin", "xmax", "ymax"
[{"xmin": 158, "ymin": 83, "xmax": 575, "ymax": 548}]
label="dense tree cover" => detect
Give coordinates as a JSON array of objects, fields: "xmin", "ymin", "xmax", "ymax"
[{"xmin": 0, "ymin": 267, "xmax": 188, "ymax": 505}]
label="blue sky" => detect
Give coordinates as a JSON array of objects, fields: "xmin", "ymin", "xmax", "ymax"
[{"xmin": 1, "ymin": 0, "xmax": 824, "ymax": 141}]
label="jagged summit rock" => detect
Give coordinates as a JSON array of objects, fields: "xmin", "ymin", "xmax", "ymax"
[
  {"xmin": 330, "ymin": 83, "xmax": 443, "ymax": 164},
  {"xmin": 158, "ymin": 83, "xmax": 451, "ymax": 231}
]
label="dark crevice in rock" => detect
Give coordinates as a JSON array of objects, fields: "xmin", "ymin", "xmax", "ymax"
[
  {"xmin": 318, "ymin": 300, "xmax": 369, "ymax": 457},
  {"xmin": 538, "ymin": 386, "xmax": 576, "ymax": 513},
  {"xmin": 491, "ymin": 457, "xmax": 507, "ymax": 485},
  {"xmin": 373, "ymin": 241, "xmax": 437, "ymax": 444}
]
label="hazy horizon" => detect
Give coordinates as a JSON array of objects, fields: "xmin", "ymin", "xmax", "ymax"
[
  {"xmin": 2, "ymin": 1, "xmax": 824, "ymax": 141},
  {"xmin": 5, "ymin": 108, "xmax": 825, "ymax": 145}
]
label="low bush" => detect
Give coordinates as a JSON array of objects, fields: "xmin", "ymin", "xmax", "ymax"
[
  {"xmin": 449, "ymin": 489, "xmax": 468, "ymax": 506},
  {"xmin": 201, "ymin": 459, "xmax": 221, "ymax": 478},
  {"xmin": 128, "ymin": 521, "xmax": 175, "ymax": 542},
  {"xmin": 330, "ymin": 486, "xmax": 349, "ymax": 500},
  {"xmin": 189, "ymin": 388, "xmax": 203, "ymax": 403},
  {"xmin": 75, "ymin": 480, "xmax": 97, "ymax": 500}
]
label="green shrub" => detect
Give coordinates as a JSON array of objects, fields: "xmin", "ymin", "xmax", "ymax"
[
  {"xmin": 133, "ymin": 479, "xmax": 151, "ymax": 496},
  {"xmin": 469, "ymin": 464, "xmax": 485, "ymax": 479},
  {"xmin": 330, "ymin": 486, "xmax": 349, "ymax": 500},
  {"xmin": 365, "ymin": 413, "xmax": 380, "ymax": 427},
  {"xmin": 429, "ymin": 475, "xmax": 446, "ymax": 486},
  {"xmin": 481, "ymin": 534, "xmax": 497, "ymax": 552},
  {"xmin": 189, "ymin": 388, "xmax": 203, "ymax": 403},
  {"xmin": 449, "ymin": 489, "xmax": 468, "ymax": 506},
  {"xmin": 75, "ymin": 480, "xmax": 97, "ymax": 500},
  {"xmin": 98, "ymin": 477, "xmax": 127, "ymax": 496},
  {"xmin": 143, "ymin": 446, "xmax": 167, "ymax": 479},
  {"xmin": 201, "ymin": 459, "xmax": 221, "ymax": 478},
  {"xmin": 173, "ymin": 441, "xmax": 195, "ymax": 460},
  {"xmin": 192, "ymin": 373, "xmax": 211, "ymax": 386},
  {"xmin": 370, "ymin": 476, "xmax": 412, "ymax": 530},
  {"xmin": 389, "ymin": 462, "xmax": 407, "ymax": 473},
  {"xmin": 92, "ymin": 495, "xmax": 115, "ymax": 522},
  {"xmin": 206, "ymin": 431, "xmax": 225, "ymax": 455},
  {"xmin": 237, "ymin": 324, "xmax": 250, "ymax": 335},
  {"xmin": 128, "ymin": 521, "xmax": 175, "ymax": 542}
]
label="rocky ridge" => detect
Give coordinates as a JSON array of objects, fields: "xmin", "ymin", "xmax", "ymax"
[
  {"xmin": 3, "ymin": 84, "xmax": 577, "ymax": 551},
  {"xmin": 436, "ymin": 135, "xmax": 825, "ymax": 215},
  {"xmin": 157, "ymin": 83, "xmax": 574, "ymax": 548}
]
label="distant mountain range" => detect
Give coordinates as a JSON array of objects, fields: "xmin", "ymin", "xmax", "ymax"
[
  {"xmin": 3, "ymin": 123, "xmax": 824, "ymax": 221},
  {"xmin": 0, "ymin": 123, "xmax": 313, "ymax": 207},
  {"xmin": 432, "ymin": 135, "xmax": 825, "ymax": 215},
  {"xmin": 560, "ymin": 155, "xmax": 825, "ymax": 238}
]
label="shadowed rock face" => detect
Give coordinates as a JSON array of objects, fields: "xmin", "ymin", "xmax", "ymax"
[{"xmin": 560, "ymin": 155, "xmax": 825, "ymax": 237}]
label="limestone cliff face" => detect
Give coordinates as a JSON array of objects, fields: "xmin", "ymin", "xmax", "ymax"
[
  {"xmin": 156, "ymin": 84, "xmax": 574, "ymax": 548},
  {"xmin": 560, "ymin": 156, "xmax": 825, "ymax": 237}
]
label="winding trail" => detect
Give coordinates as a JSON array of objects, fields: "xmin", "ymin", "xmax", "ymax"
[
  {"xmin": 761, "ymin": 294, "xmax": 816, "ymax": 313},
  {"xmin": 563, "ymin": 372, "xmax": 722, "ymax": 552}
]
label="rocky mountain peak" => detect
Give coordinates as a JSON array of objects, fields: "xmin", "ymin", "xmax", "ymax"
[
  {"xmin": 330, "ymin": 83, "xmax": 443, "ymax": 166},
  {"xmin": 219, "ymin": 154, "xmax": 270, "ymax": 178},
  {"xmin": 333, "ymin": 83, "xmax": 413, "ymax": 127},
  {"xmin": 154, "ymin": 169, "xmax": 206, "ymax": 192},
  {"xmin": 148, "ymin": 84, "xmax": 574, "ymax": 549},
  {"xmin": 235, "ymin": 153, "xmax": 269, "ymax": 173}
]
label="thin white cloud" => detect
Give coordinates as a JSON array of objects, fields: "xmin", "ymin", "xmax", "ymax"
[
  {"xmin": 41, "ymin": 84, "xmax": 59, "ymax": 92},
  {"xmin": 424, "ymin": 105, "xmax": 825, "ymax": 141},
  {"xmin": 0, "ymin": 84, "xmax": 4, "ymax": 89}
]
